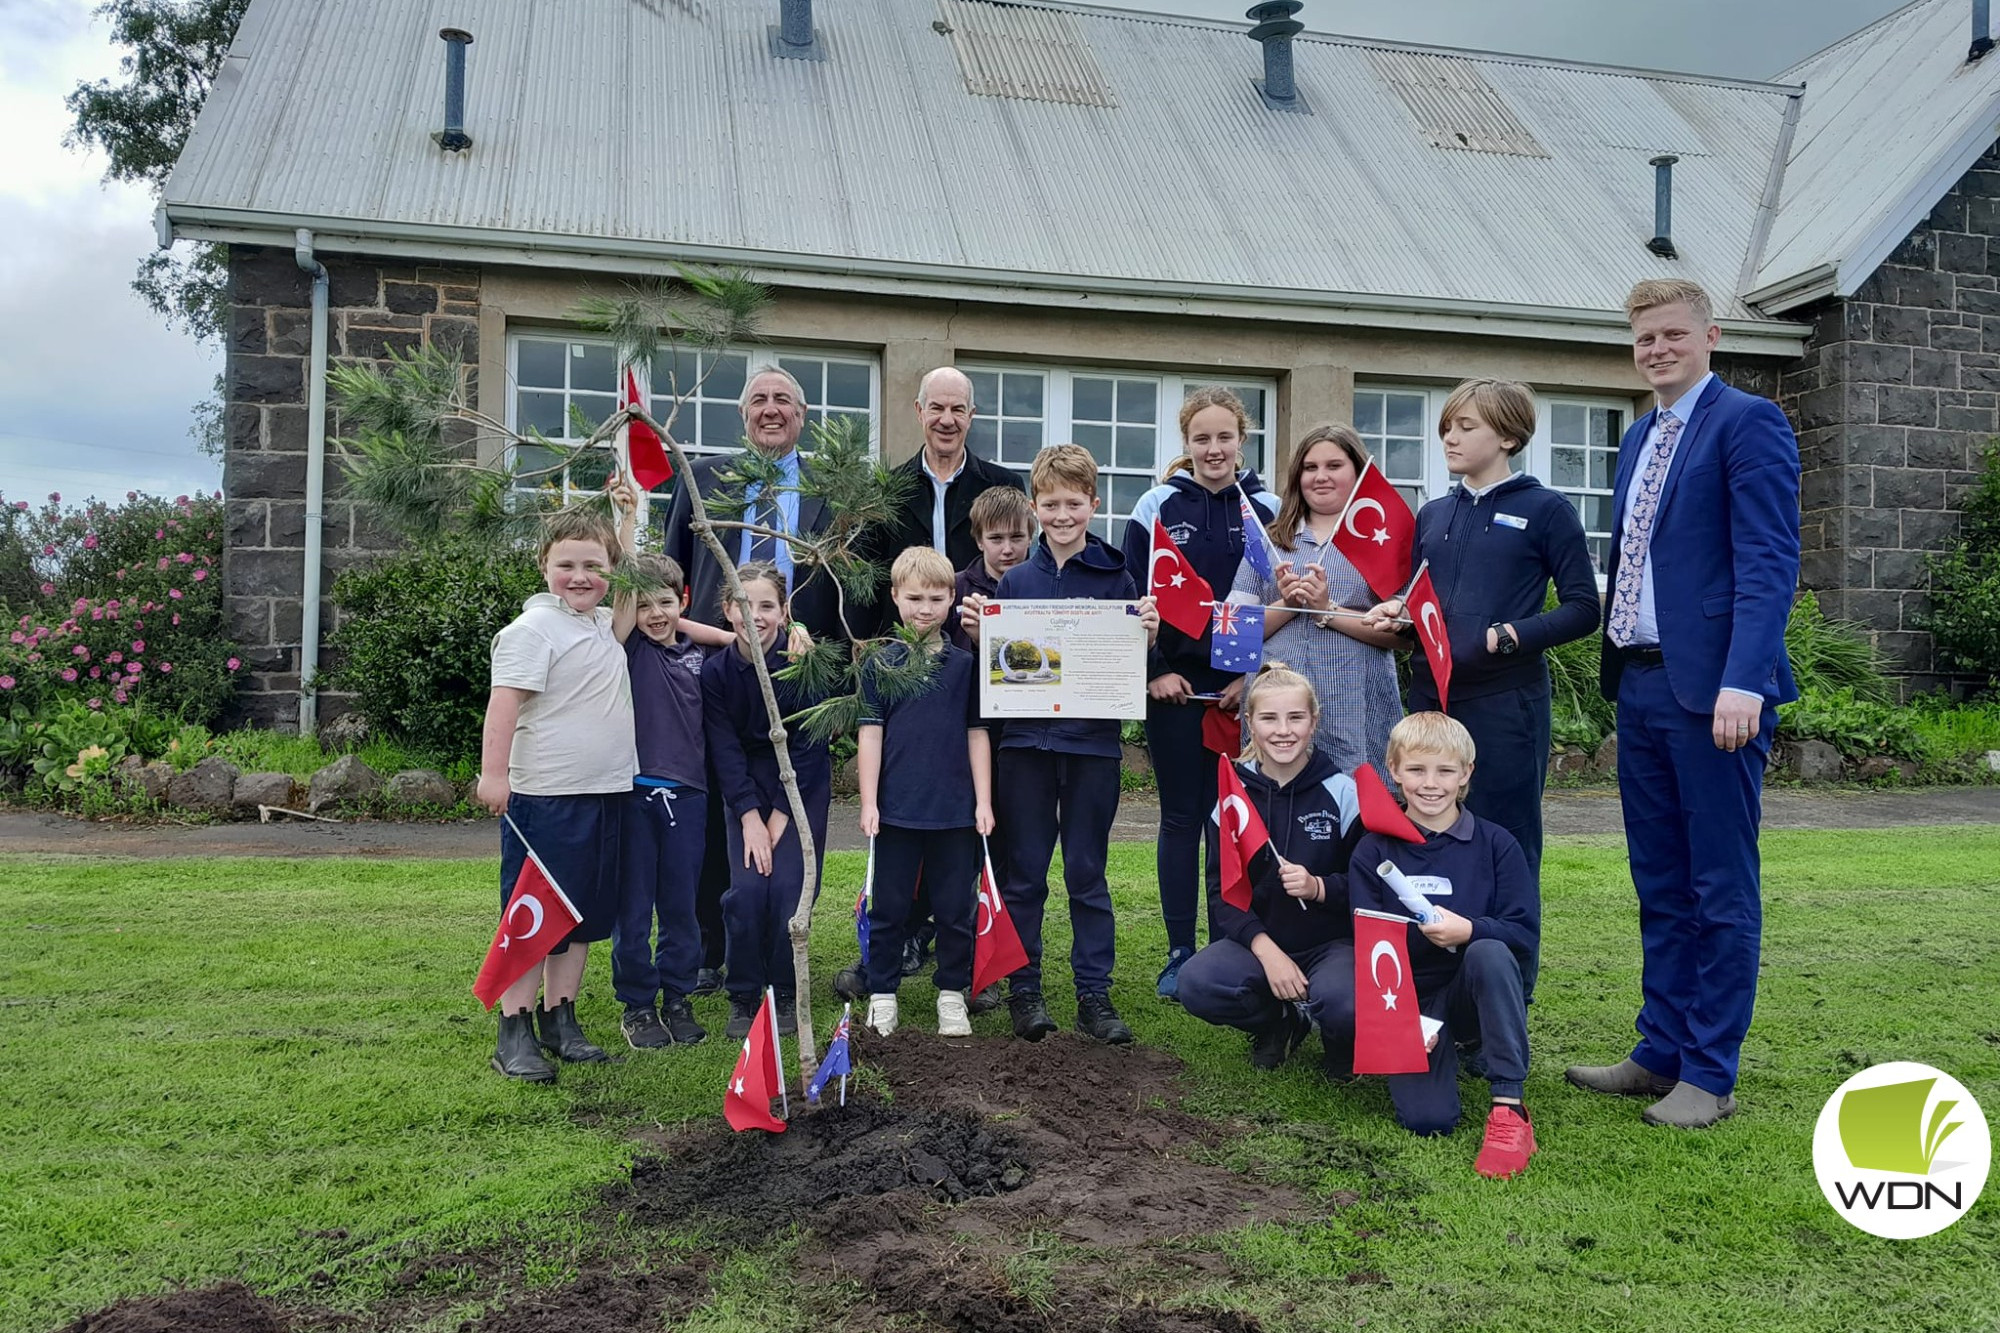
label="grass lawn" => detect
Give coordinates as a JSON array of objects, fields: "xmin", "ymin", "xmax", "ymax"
[{"xmin": 2, "ymin": 829, "xmax": 1997, "ymax": 1332}]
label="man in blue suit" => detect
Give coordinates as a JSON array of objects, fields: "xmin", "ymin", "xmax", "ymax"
[{"xmin": 1565, "ymin": 279, "xmax": 1800, "ymax": 1129}]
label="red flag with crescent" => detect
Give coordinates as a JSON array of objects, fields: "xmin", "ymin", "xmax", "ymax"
[
  {"xmin": 1148, "ymin": 519, "xmax": 1214, "ymax": 638},
  {"xmin": 621, "ymin": 366, "xmax": 674, "ymax": 490},
  {"xmin": 1329, "ymin": 460, "xmax": 1416, "ymax": 600},
  {"xmin": 972, "ymin": 853, "xmax": 1030, "ymax": 994},
  {"xmin": 725, "ymin": 990, "xmax": 787, "ymax": 1133},
  {"xmin": 1353, "ymin": 763, "xmax": 1425, "ymax": 844},
  {"xmin": 1405, "ymin": 563, "xmax": 1452, "ymax": 713},
  {"xmin": 1216, "ymin": 753, "xmax": 1275, "ymax": 911},
  {"xmin": 1352, "ymin": 908, "xmax": 1430, "ymax": 1074},
  {"xmin": 473, "ymin": 817, "xmax": 585, "ymax": 1009}
]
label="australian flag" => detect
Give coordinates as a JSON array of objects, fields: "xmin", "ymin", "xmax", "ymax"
[
  {"xmin": 1238, "ymin": 490, "xmax": 1277, "ymax": 581},
  {"xmin": 853, "ymin": 887, "xmax": 870, "ymax": 967},
  {"xmin": 1210, "ymin": 600, "xmax": 1265, "ymax": 673},
  {"xmin": 806, "ymin": 1010, "xmax": 854, "ymax": 1105}
]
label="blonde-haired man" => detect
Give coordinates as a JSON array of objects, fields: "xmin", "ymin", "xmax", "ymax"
[{"xmin": 1565, "ymin": 279, "xmax": 1800, "ymax": 1129}]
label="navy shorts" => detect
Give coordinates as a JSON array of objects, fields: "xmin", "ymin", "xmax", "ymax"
[{"xmin": 500, "ymin": 791, "xmax": 622, "ymax": 946}]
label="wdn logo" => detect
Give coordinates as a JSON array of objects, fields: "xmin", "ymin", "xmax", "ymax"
[{"xmin": 1812, "ymin": 1062, "xmax": 1990, "ymax": 1239}]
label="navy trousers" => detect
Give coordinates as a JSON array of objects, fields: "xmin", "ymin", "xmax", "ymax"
[
  {"xmin": 696, "ymin": 758, "xmax": 730, "ymax": 970},
  {"xmin": 1146, "ymin": 688, "xmax": 1225, "ymax": 955},
  {"xmin": 1616, "ymin": 660, "xmax": 1773, "ymax": 1096},
  {"xmin": 1176, "ymin": 938, "xmax": 1358, "ymax": 1073},
  {"xmin": 611, "ymin": 784, "xmax": 707, "ymax": 1010},
  {"xmin": 501, "ymin": 791, "xmax": 621, "ymax": 946},
  {"xmin": 1388, "ymin": 938, "xmax": 1530, "ymax": 1136},
  {"xmin": 721, "ymin": 785, "xmax": 831, "ymax": 1000},
  {"xmin": 992, "ymin": 748, "xmax": 1120, "ymax": 996},
  {"xmin": 865, "ymin": 824, "xmax": 978, "ymax": 995}
]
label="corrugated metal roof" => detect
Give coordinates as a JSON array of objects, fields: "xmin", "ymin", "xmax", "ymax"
[
  {"xmin": 1752, "ymin": 0, "xmax": 2000, "ymax": 306},
  {"xmin": 166, "ymin": 0, "xmax": 1811, "ymax": 325}
]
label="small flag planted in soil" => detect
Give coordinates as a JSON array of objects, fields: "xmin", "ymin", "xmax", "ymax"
[
  {"xmin": 1216, "ymin": 753, "xmax": 1276, "ymax": 911},
  {"xmin": 1353, "ymin": 764, "xmax": 1425, "ymax": 844},
  {"xmin": 808, "ymin": 1005, "xmax": 853, "ymax": 1106},
  {"xmin": 725, "ymin": 988, "xmax": 787, "ymax": 1133},
  {"xmin": 1352, "ymin": 908, "xmax": 1430, "ymax": 1075},
  {"xmin": 473, "ymin": 816, "xmax": 583, "ymax": 1009},
  {"xmin": 972, "ymin": 845, "xmax": 1029, "ymax": 995}
]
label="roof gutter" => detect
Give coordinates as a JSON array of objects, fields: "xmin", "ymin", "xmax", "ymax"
[{"xmin": 164, "ymin": 205, "xmax": 1814, "ymax": 356}]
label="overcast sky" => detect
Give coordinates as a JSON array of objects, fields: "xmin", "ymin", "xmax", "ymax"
[{"xmin": 0, "ymin": 0, "xmax": 1910, "ymax": 506}]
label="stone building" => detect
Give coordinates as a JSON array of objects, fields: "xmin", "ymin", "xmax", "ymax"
[{"xmin": 163, "ymin": 0, "xmax": 2000, "ymax": 727}]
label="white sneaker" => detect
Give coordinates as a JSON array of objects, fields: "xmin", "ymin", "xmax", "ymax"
[
  {"xmin": 867, "ymin": 993, "xmax": 899, "ymax": 1037},
  {"xmin": 936, "ymin": 989, "xmax": 972, "ymax": 1037}
]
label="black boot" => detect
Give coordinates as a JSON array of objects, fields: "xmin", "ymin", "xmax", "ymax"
[
  {"xmin": 832, "ymin": 965, "xmax": 866, "ymax": 1002},
  {"xmin": 1249, "ymin": 1005, "xmax": 1309, "ymax": 1071},
  {"xmin": 492, "ymin": 1010, "xmax": 557, "ymax": 1083},
  {"xmin": 774, "ymin": 991, "xmax": 799, "ymax": 1037},
  {"xmin": 1074, "ymin": 994, "xmax": 1134, "ymax": 1045},
  {"xmin": 536, "ymin": 999, "xmax": 609, "ymax": 1063},
  {"xmin": 1009, "ymin": 990, "xmax": 1058, "ymax": 1042}
]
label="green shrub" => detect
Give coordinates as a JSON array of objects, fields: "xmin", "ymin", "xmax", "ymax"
[
  {"xmin": 324, "ymin": 535, "xmax": 544, "ymax": 763},
  {"xmin": 1777, "ymin": 687, "xmax": 1926, "ymax": 762},
  {"xmin": 1920, "ymin": 441, "xmax": 2000, "ymax": 687}
]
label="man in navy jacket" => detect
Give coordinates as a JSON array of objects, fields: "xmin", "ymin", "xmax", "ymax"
[{"xmin": 1566, "ymin": 279, "xmax": 1800, "ymax": 1130}]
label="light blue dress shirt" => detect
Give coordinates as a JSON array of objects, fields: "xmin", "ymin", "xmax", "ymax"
[{"xmin": 740, "ymin": 449, "xmax": 802, "ymax": 592}]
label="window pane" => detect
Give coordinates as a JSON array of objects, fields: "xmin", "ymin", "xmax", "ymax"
[
  {"xmin": 517, "ymin": 339, "xmax": 567, "ymax": 388},
  {"xmin": 1586, "ymin": 495, "xmax": 1614, "ymax": 531},
  {"xmin": 779, "ymin": 357, "xmax": 825, "ymax": 400},
  {"xmin": 1385, "ymin": 438, "xmax": 1424, "ymax": 480},
  {"xmin": 1116, "ymin": 380, "xmax": 1156, "ymax": 424},
  {"xmin": 707, "ymin": 353, "xmax": 748, "ymax": 402},
  {"xmin": 1551, "ymin": 446, "xmax": 1586, "ymax": 489},
  {"xmin": 511, "ymin": 442, "xmax": 560, "ymax": 481},
  {"xmin": 1073, "ymin": 376, "xmax": 1113, "ymax": 422},
  {"xmin": 1002, "ymin": 420, "xmax": 1042, "ymax": 464},
  {"xmin": 826, "ymin": 361, "xmax": 871, "ymax": 409},
  {"xmin": 1590, "ymin": 448, "xmax": 1614, "ymax": 489},
  {"xmin": 1396, "ymin": 485, "xmax": 1425, "ymax": 513},
  {"xmin": 1385, "ymin": 393, "xmax": 1424, "ymax": 440},
  {"xmin": 1588, "ymin": 535, "xmax": 1611, "ymax": 573},
  {"xmin": 1074, "ymin": 422, "xmax": 1114, "ymax": 467},
  {"xmin": 571, "ymin": 392, "xmax": 615, "ymax": 434},
  {"xmin": 569, "ymin": 447, "xmax": 614, "ymax": 491},
  {"xmin": 571, "ymin": 343, "xmax": 616, "ymax": 393},
  {"xmin": 1588, "ymin": 407, "xmax": 1614, "ymax": 448},
  {"xmin": 1353, "ymin": 393, "xmax": 1386, "ymax": 434},
  {"xmin": 1002, "ymin": 373, "xmax": 1044, "ymax": 418},
  {"xmin": 1091, "ymin": 516, "xmax": 1115, "ymax": 544},
  {"xmin": 654, "ymin": 347, "xmax": 699, "ymax": 396},
  {"xmin": 1111, "ymin": 474, "xmax": 1152, "ymax": 514},
  {"xmin": 1231, "ymin": 386, "xmax": 1266, "ymax": 420},
  {"xmin": 518, "ymin": 390, "xmax": 567, "ymax": 438},
  {"xmin": 1115, "ymin": 425, "xmax": 1154, "ymax": 471},
  {"xmin": 968, "ymin": 418, "xmax": 998, "ymax": 461},
  {"xmin": 967, "ymin": 370, "xmax": 1000, "ymax": 413},
  {"xmin": 701, "ymin": 401, "xmax": 743, "ymax": 450}
]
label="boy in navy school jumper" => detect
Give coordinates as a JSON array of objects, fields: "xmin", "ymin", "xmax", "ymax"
[
  {"xmin": 1364, "ymin": 379, "xmax": 1598, "ymax": 888},
  {"xmin": 957, "ymin": 443, "xmax": 1160, "ymax": 1045},
  {"xmin": 1119, "ymin": 387, "xmax": 1280, "ymax": 1004},
  {"xmin": 477, "ymin": 509, "xmax": 637, "ymax": 1083},
  {"xmin": 1177, "ymin": 665, "xmax": 1365, "ymax": 1076},
  {"xmin": 859, "ymin": 546, "xmax": 996, "ymax": 1038},
  {"xmin": 702, "ymin": 561, "xmax": 832, "ymax": 1042},
  {"xmin": 603, "ymin": 489, "xmax": 712, "ymax": 1049},
  {"xmin": 1348, "ymin": 712, "xmax": 1541, "ymax": 1180}
]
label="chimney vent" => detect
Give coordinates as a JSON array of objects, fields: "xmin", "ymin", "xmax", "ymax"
[
  {"xmin": 1646, "ymin": 155, "xmax": 1679, "ymax": 259},
  {"xmin": 1974, "ymin": 0, "xmax": 1994, "ymax": 62},
  {"xmin": 770, "ymin": 0, "xmax": 825, "ymax": 60},
  {"xmin": 434, "ymin": 29, "xmax": 473, "ymax": 152},
  {"xmin": 1245, "ymin": 1, "xmax": 1308, "ymax": 113}
]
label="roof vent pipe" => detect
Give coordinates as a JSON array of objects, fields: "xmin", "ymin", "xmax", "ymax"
[
  {"xmin": 1973, "ymin": 0, "xmax": 1994, "ymax": 62},
  {"xmin": 435, "ymin": 28, "xmax": 473, "ymax": 152},
  {"xmin": 1246, "ymin": 1, "xmax": 1308, "ymax": 113},
  {"xmin": 1646, "ymin": 154, "xmax": 1679, "ymax": 259},
  {"xmin": 770, "ymin": 0, "xmax": 825, "ymax": 60}
]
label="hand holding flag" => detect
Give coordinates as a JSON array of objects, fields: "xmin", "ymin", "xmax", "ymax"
[
  {"xmin": 1352, "ymin": 908, "xmax": 1430, "ymax": 1074},
  {"xmin": 473, "ymin": 815, "xmax": 585, "ymax": 1009},
  {"xmin": 1147, "ymin": 520, "xmax": 1214, "ymax": 638},
  {"xmin": 1330, "ymin": 460, "xmax": 1416, "ymax": 600}
]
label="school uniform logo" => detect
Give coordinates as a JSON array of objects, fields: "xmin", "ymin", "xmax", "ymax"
[
  {"xmin": 1813, "ymin": 1062, "xmax": 1989, "ymax": 1238},
  {"xmin": 1166, "ymin": 521, "xmax": 1197, "ymax": 548},
  {"xmin": 1298, "ymin": 811, "xmax": 1335, "ymax": 841}
]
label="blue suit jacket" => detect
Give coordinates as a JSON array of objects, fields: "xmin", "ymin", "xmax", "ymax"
[{"xmin": 1598, "ymin": 377, "xmax": 1801, "ymax": 712}]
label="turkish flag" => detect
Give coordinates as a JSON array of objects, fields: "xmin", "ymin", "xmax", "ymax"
[
  {"xmin": 1148, "ymin": 519, "xmax": 1214, "ymax": 639},
  {"xmin": 1201, "ymin": 702, "xmax": 1240, "ymax": 757},
  {"xmin": 1216, "ymin": 753, "xmax": 1275, "ymax": 911},
  {"xmin": 1353, "ymin": 763, "xmax": 1425, "ymax": 844},
  {"xmin": 724, "ymin": 990, "xmax": 787, "ymax": 1133},
  {"xmin": 473, "ymin": 820, "xmax": 585, "ymax": 1009},
  {"xmin": 1353, "ymin": 908, "xmax": 1430, "ymax": 1074},
  {"xmin": 972, "ymin": 854, "xmax": 1030, "ymax": 994},
  {"xmin": 1405, "ymin": 563, "xmax": 1452, "ymax": 713},
  {"xmin": 1330, "ymin": 460, "xmax": 1416, "ymax": 600},
  {"xmin": 622, "ymin": 366, "xmax": 674, "ymax": 490}
]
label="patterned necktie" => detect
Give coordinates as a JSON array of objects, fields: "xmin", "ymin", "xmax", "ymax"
[
  {"xmin": 748, "ymin": 487, "xmax": 780, "ymax": 566},
  {"xmin": 1607, "ymin": 411, "xmax": 1683, "ymax": 648}
]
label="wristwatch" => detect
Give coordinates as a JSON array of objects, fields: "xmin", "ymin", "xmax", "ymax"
[{"xmin": 1491, "ymin": 623, "xmax": 1519, "ymax": 655}]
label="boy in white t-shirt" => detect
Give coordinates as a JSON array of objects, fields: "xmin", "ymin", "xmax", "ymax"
[{"xmin": 476, "ymin": 509, "xmax": 638, "ymax": 1082}]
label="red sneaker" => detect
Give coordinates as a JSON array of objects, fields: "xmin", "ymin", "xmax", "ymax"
[{"xmin": 1475, "ymin": 1103, "xmax": 1536, "ymax": 1179}]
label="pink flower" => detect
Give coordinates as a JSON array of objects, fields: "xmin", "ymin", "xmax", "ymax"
[
  {"xmin": 89, "ymin": 667, "xmax": 101, "ymax": 679},
  {"xmin": 91, "ymin": 609, "xmax": 103, "ymax": 621},
  {"xmin": 112, "ymin": 689, "xmax": 127, "ymax": 704},
  {"xmin": 158, "ymin": 662, "xmax": 172, "ymax": 673},
  {"xmin": 61, "ymin": 668, "xmax": 77, "ymax": 682},
  {"xmin": 132, "ymin": 641, "xmax": 145, "ymax": 653},
  {"xmin": 168, "ymin": 589, "xmax": 183, "ymax": 600},
  {"xmin": 38, "ymin": 582, "xmax": 53, "ymax": 595},
  {"xmin": 83, "ymin": 534, "xmax": 98, "ymax": 549},
  {"xmin": 13, "ymin": 501, "xmax": 27, "ymax": 511},
  {"xmin": 73, "ymin": 598, "xmax": 88, "ymax": 613},
  {"xmin": 114, "ymin": 569, "xmax": 126, "ymax": 580},
  {"xmin": 24, "ymin": 653, "xmax": 37, "ymax": 663},
  {"xmin": 154, "ymin": 530, "xmax": 164, "ymax": 540},
  {"xmin": 0, "ymin": 676, "xmax": 12, "ymax": 690},
  {"xmin": 192, "ymin": 569, "xmax": 207, "ymax": 582},
  {"xmin": 71, "ymin": 645, "xmax": 88, "ymax": 658},
  {"xmin": 157, "ymin": 557, "xmax": 169, "ymax": 569},
  {"xmin": 127, "ymin": 491, "xmax": 137, "ymax": 502},
  {"xmin": 8, "ymin": 632, "xmax": 19, "ymax": 644},
  {"xmin": 47, "ymin": 492, "xmax": 59, "ymax": 502},
  {"xmin": 171, "ymin": 614, "xmax": 181, "ymax": 625},
  {"xmin": 42, "ymin": 544, "xmax": 55, "ymax": 556},
  {"xmin": 177, "ymin": 552, "xmax": 192, "ymax": 564},
  {"xmin": 174, "ymin": 496, "xmax": 187, "ymax": 505},
  {"xmin": 88, "ymin": 697, "xmax": 103, "ymax": 709},
  {"xmin": 227, "ymin": 657, "xmax": 241, "ymax": 670},
  {"xmin": 106, "ymin": 652, "xmax": 122, "ymax": 666}
]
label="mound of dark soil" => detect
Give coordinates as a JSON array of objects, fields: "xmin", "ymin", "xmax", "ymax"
[
  {"xmin": 614, "ymin": 1101, "xmax": 1027, "ymax": 1242},
  {"xmin": 854, "ymin": 1245, "xmax": 1265, "ymax": 1333},
  {"xmin": 56, "ymin": 1283, "xmax": 292, "ymax": 1333}
]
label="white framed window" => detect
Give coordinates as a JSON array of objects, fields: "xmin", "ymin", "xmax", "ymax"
[
  {"xmin": 1544, "ymin": 400, "xmax": 1626, "ymax": 576},
  {"xmin": 507, "ymin": 333, "xmax": 881, "ymax": 502},
  {"xmin": 1351, "ymin": 387, "xmax": 1435, "ymax": 513},
  {"xmin": 961, "ymin": 364, "xmax": 1278, "ymax": 543}
]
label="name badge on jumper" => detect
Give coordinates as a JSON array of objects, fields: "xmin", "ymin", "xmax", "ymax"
[
  {"xmin": 1406, "ymin": 874, "xmax": 1453, "ymax": 899},
  {"xmin": 1494, "ymin": 513, "xmax": 1528, "ymax": 530}
]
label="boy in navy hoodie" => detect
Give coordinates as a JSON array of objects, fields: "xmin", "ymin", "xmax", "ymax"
[
  {"xmin": 1177, "ymin": 665, "xmax": 1365, "ymax": 1075},
  {"xmin": 957, "ymin": 444, "xmax": 1159, "ymax": 1044},
  {"xmin": 1348, "ymin": 712, "xmax": 1540, "ymax": 1180}
]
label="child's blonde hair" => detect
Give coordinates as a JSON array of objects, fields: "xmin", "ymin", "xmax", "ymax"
[
  {"xmin": 536, "ymin": 507, "xmax": 618, "ymax": 565},
  {"xmin": 1386, "ymin": 711, "xmax": 1477, "ymax": 768},
  {"xmin": 968, "ymin": 484, "xmax": 1034, "ymax": 538},
  {"xmin": 1178, "ymin": 385, "xmax": 1252, "ymax": 441},
  {"xmin": 1437, "ymin": 379, "xmax": 1536, "ymax": 455},
  {"xmin": 1240, "ymin": 662, "xmax": 1320, "ymax": 765},
  {"xmin": 890, "ymin": 545, "xmax": 955, "ymax": 592},
  {"xmin": 1028, "ymin": 443, "xmax": 1100, "ymax": 500}
]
